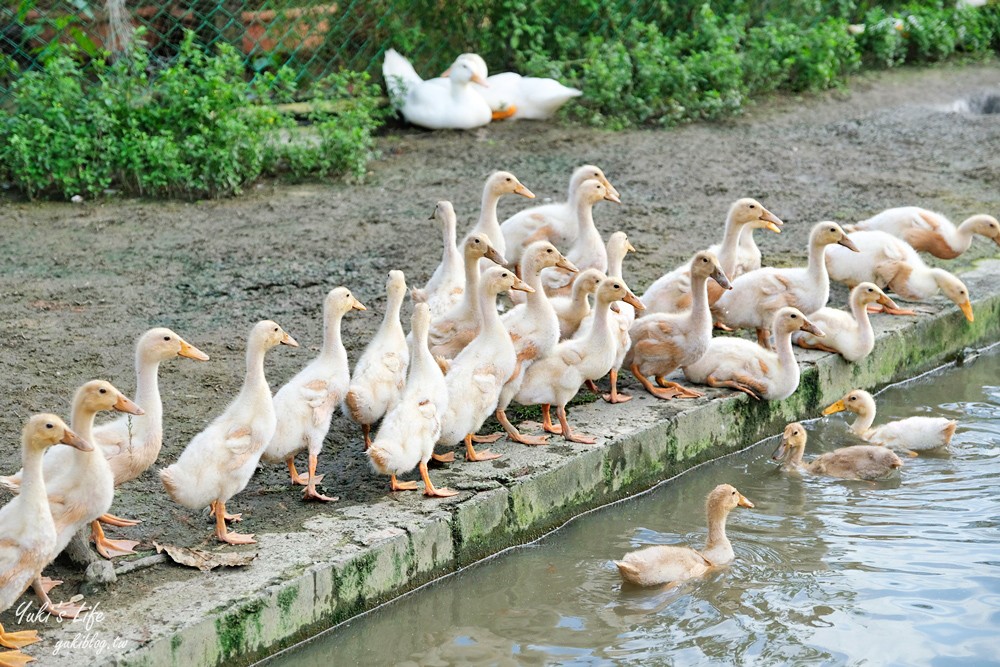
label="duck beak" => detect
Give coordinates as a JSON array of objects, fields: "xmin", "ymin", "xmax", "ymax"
[
  {"xmin": 761, "ymin": 208, "xmax": 783, "ymax": 233},
  {"xmin": 800, "ymin": 318, "xmax": 824, "ymax": 337},
  {"xmin": 710, "ymin": 265, "xmax": 732, "ymax": 290},
  {"xmin": 603, "ymin": 191, "xmax": 622, "ymax": 204},
  {"xmin": 623, "ymin": 291, "xmax": 645, "ymax": 310},
  {"xmin": 600, "ymin": 177, "xmax": 621, "ymax": 201},
  {"xmin": 60, "ymin": 427, "xmax": 93, "ymax": 452},
  {"xmin": 877, "ymin": 293, "xmax": 899, "ymax": 311},
  {"xmin": 484, "ymin": 246, "xmax": 508, "ymax": 267},
  {"xmin": 959, "ymin": 300, "xmax": 974, "ymax": 322},
  {"xmin": 114, "ymin": 394, "xmax": 144, "ymax": 416},
  {"xmin": 428, "ymin": 209, "xmax": 436, "ymax": 220},
  {"xmin": 822, "ymin": 399, "xmax": 846, "ymax": 416},
  {"xmin": 512, "ymin": 276, "xmax": 535, "ymax": 293},
  {"xmin": 178, "ymin": 339, "xmax": 210, "ymax": 361},
  {"xmin": 352, "ymin": 298, "xmax": 367, "ymax": 311},
  {"xmin": 737, "ymin": 493, "xmax": 754, "ymax": 508},
  {"xmin": 771, "ymin": 439, "xmax": 787, "ymax": 461},
  {"xmin": 626, "ymin": 241, "xmax": 637, "ymax": 253},
  {"xmin": 281, "ymin": 332, "xmax": 299, "ymax": 347},
  {"xmin": 556, "ymin": 256, "xmax": 578, "ymax": 272},
  {"xmin": 837, "ymin": 236, "xmax": 860, "ymax": 252},
  {"xmin": 440, "ymin": 68, "xmax": 451, "ymax": 77},
  {"xmin": 514, "ymin": 184, "xmax": 535, "ymax": 199},
  {"xmin": 470, "ymin": 72, "xmax": 488, "ymax": 87}
]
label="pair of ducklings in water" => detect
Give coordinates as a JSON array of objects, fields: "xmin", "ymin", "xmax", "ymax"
[{"xmin": 616, "ymin": 388, "xmax": 956, "ymax": 587}]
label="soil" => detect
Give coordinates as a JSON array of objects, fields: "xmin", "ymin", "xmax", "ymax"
[{"xmin": 0, "ymin": 63, "xmax": 998, "ymax": 612}]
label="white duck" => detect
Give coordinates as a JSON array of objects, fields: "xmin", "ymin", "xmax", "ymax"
[
  {"xmin": 344, "ymin": 272, "xmax": 407, "ymax": 450},
  {"xmin": 463, "ymin": 170, "xmax": 535, "ymax": 262},
  {"xmin": 450, "ymin": 53, "xmax": 583, "ymax": 120},
  {"xmin": 367, "ymin": 304, "xmax": 458, "ymax": 497},
  {"xmin": 382, "ymin": 49, "xmax": 491, "ymax": 130},
  {"xmin": 0, "ymin": 415, "xmax": 88, "ymax": 663},
  {"xmin": 793, "ymin": 282, "xmax": 898, "ymax": 361},
  {"xmin": 501, "ymin": 164, "xmax": 620, "ymax": 269},
  {"xmin": 550, "ymin": 268, "xmax": 606, "ymax": 340},
  {"xmin": 437, "ymin": 267, "xmax": 533, "ymax": 462},
  {"xmin": 411, "ymin": 201, "xmax": 464, "ymax": 318},
  {"xmin": 849, "ymin": 207, "xmax": 1000, "ymax": 259},
  {"xmin": 713, "ymin": 222, "xmax": 858, "ymax": 348},
  {"xmin": 428, "ymin": 233, "xmax": 505, "ymax": 359},
  {"xmin": 160, "ymin": 320, "xmax": 298, "ymax": 545},
  {"xmin": 823, "ymin": 389, "xmax": 957, "ymax": 455},
  {"xmin": 264, "ymin": 290, "xmax": 363, "ymax": 503},
  {"xmin": 540, "ymin": 179, "xmax": 621, "ymax": 297},
  {"xmin": 684, "ymin": 307, "xmax": 824, "ymax": 400},
  {"xmin": 826, "ymin": 230, "xmax": 975, "ymax": 321},
  {"xmin": 772, "ymin": 422, "xmax": 904, "ymax": 480},
  {"xmin": 626, "ymin": 251, "xmax": 731, "ymax": 399},
  {"xmin": 615, "ymin": 484, "xmax": 754, "ymax": 587},
  {"xmin": 641, "ymin": 198, "xmax": 782, "ymax": 314},
  {"xmin": 493, "ymin": 241, "xmax": 577, "ymax": 445},
  {"xmin": 515, "ymin": 277, "xmax": 644, "ymax": 443}
]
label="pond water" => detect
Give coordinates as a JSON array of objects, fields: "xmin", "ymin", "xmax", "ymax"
[{"xmin": 270, "ymin": 346, "xmax": 1000, "ymax": 666}]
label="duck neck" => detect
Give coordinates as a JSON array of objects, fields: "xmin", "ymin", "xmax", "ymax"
[
  {"xmin": 704, "ymin": 506, "xmax": 732, "ymax": 553},
  {"xmin": 717, "ymin": 216, "xmax": 744, "ymax": 277},
  {"xmin": 442, "ymin": 215, "xmax": 459, "ymax": 267},
  {"xmin": 380, "ymin": 289, "xmax": 405, "ymax": 340},
  {"xmin": 321, "ymin": 309, "xmax": 347, "ymax": 363},
  {"xmin": 569, "ymin": 282, "xmax": 591, "ymax": 319},
  {"xmin": 607, "ymin": 247, "xmax": 626, "ymax": 280},
  {"xmin": 850, "ymin": 408, "xmax": 876, "ymax": 435},
  {"xmin": 687, "ymin": 271, "xmax": 713, "ymax": 333},
  {"xmin": 850, "ymin": 294, "xmax": 875, "ymax": 355},
  {"xmin": 132, "ymin": 352, "xmax": 162, "ymax": 440},
  {"xmin": 460, "ymin": 250, "xmax": 482, "ymax": 315},
  {"xmin": 524, "ymin": 260, "xmax": 554, "ymax": 320},
  {"xmin": 807, "ymin": 238, "xmax": 831, "ymax": 287},
  {"xmin": 585, "ymin": 299, "xmax": 613, "ymax": 346},
  {"xmin": 478, "ymin": 286, "xmax": 503, "ymax": 338},
  {"xmin": 952, "ymin": 218, "xmax": 978, "ymax": 253},
  {"xmin": 475, "ymin": 186, "xmax": 503, "ymax": 253},
  {"xmin": 410, "ymin": 318, "xmax": 434, "ymax": 381},
  {"xmin": 575, "ymin": 195, "xmax": 597, "ymax": 238},
  {"xmin": 19, "ymin": 443, "xmax": 49, "ymax": 513},
  {"xmin": 774, "ymin": 327, "xmax": 798, "ymax": 382},
  {"xmin": 241, "ymin": 337, "xmax": 270, "ymax": 401},
  {"xmin": 786, "ymin": 445, "xmax": 806, "ymax": 469},
  {"xmin": 68, "ymin": 401, "xmax": 98, "ymax": 469}
]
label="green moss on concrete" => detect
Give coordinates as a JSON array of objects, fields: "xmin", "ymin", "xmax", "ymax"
[
  {"xmin": 215, "ymin": 598, "xmax": 266, "ymax": 661},
  {"xmin": 277, "ymin": 586, "xmax": 298, "ymax": 616}
]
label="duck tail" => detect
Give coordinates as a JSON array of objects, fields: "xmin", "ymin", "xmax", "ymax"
[
  {"xmin": 342, "ymin": 387, "xmax": 370, "ymax": 423},
  {"xmin": 366, "ymin": 443, "xmax": 395, "ymax": 476},
  {"xmin": 382, "ymin": 48, "xmax": 421, "ymax": 106},
  {"xmin": 614, "ymin": 560, "xmax": 641, "ymax": 584},
  {"xmin": 159, "ymin": 464, "xmax": 208, "ymax": 509}
]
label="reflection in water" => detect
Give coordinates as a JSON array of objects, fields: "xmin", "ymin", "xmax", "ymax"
[{"xmin": 273, "ymin": 348, "xmax": 1000, "ymax": 666}]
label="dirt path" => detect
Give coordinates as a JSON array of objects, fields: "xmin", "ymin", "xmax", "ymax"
[{"xmin": 0, "ymin": 63, "xmax": 997, "ymax": 603}]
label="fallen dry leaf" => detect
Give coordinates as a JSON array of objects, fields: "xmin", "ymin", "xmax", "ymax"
[{"xmin": 154, "ymin": 542, "xmax": 257, "ymax": 572}]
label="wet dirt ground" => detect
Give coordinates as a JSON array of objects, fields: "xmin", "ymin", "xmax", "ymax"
[{"xmin": 0, "ymin": 63, "xmax": 998, "ymax": 613}]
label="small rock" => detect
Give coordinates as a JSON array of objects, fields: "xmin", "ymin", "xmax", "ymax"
[{"xmin": 71, "ymin": 195, "xmax": 84, "ymax": 203}]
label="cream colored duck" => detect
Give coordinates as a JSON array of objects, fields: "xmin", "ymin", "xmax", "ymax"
[
  {"xmin": 367, "ymin": 304, "xmax": 457, "ymax": 497},
  {"xmin": 540, "ymin": 180, "xmax": 620, "ymax": 297},
  {"xmin": 713, "ymin": 222, "xmax": 858, "ymax": 348},
  {"xmin": 849, "ymin": 207, "xmax": 1000, "ymax": 259},
  {"xmin": 793, "ymin": 282, "xmax": 898, "ymax": 361},
  {"xmin": 614, "ymin": 484, "xmax": 754, "ymax": 587},
  {"xmin": 450, "ymin": 53, "xmax": 583, "ymax": 120},
  {"xmin": 823, "ymin": 389, "xmax": 957, "ymax": 454},
  {"xmin": 627, "ymin": 252, "xmax": 731, "ymax": 400},
  {"xmin": 515, "ymin": 277, "xmax": 644, "ymax": 443},
  {"xmin": 550, "ymin": 268, "xmax": 606, "ymax": 340},
  {"xmin": 344, "ymin": 272, "xmax": 407, "ymax": 451},
  {"xmin": 772, "ymin": 422, "xmax": 904, "ymax": 480},
  {"xmin": 501, "ymin": 165, "xmax": 620, "ymax": 269},
  {"xmin": 437, "ymin": 267, "xmax": 533, "ymax": 462},
  {"xmin": 684, "ymin": 308, "xmax": 824, "ymax": 400},
  {"xmin": 0, "ymin": 414, "xmax": 88, "ymax": 663},
  {"xmin": 382, "ymin": 50, "xmax": 491, "ymax": 130},
  {"xmin": 411, "ymin": 201, "xmax": 464, "ymax": 318},
  {"xmin": 428, "ymin": 233, "xmax": 505, "ymax": 359},
  {"xmin": 161, "ymin": 320, "xmax": 298, "ymax": 545},
  {"xmin": 463, "ymin": 170, "xmax": 535, "ymax": 261},
  {"xmin": 264, "ymin": 290, "xmax": 363, "ymax": 503},
  {"xmin": 493, "ymin": 241, "xmax": 577, "ymax": 445},
  {"xmin": 826, "ymin": 230, "xmax": 974, "ymax": 322},
  {"xmin": 641, "ymin": 198, "xmax": 782, "ymax": 314}
]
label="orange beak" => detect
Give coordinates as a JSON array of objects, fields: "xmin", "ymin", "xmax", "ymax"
[
  {"xmin": 470, "ymin": 72, "xmax": 488, "ymax": 87},
  {"xmin": 514, "ymin": 183, "xmax": 535, "ymax": 199},
  {"xmin": 737, "ymin": 493, "xmax": 754, "ymax": 509},
  {"xmin": 623, "ymin": 292, "xmax": 645, "ymax": 310},
  {"xmin": 114, "ymin": 394, "xmax": 144, "ymax": 416},
  {"xmin": 60, "ymin": 427, "xmax": 93, "ymax": 452},
  {"xmin": 178, "ymin": 339, "xmax": 210, "ymax": 361},
  {"xmin": 959, "ymin": 300, "xmax": 974, "ymax": 322},
  {"xmin": 838, "ymin": 236, "xmax": 860, "ymax": 252},
  {"xmin": 281, "ymin": 332, "xmax": 299, "ymax": 347}
]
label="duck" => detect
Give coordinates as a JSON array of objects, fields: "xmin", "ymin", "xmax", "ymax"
[
  {"xmin": 428, "ymin": 233, "xmax": 505, "ymax": 360},
  {"xmin": 683, "ymin": 307, "xmax": 824, "ymax": 400},
  {"xmin": 160, "ymin": 320, "xmax": 298, "ymax": 545},
  {"xmin": 449, "ymin": 53, "xmax": 583, "ymax": 120},
  {"xmin": 573, "ymin": 231, "xmax": 637, "ymax": 403},
  {"xmin": 713, "ymin": 222, "xmax": 858, "ymax": 348},
  {"xmin": 463, "ymin": 170, "xmax": 535, "ymax": 262},
  {"xmin": 437, "ymin": 267, "xmax": 534, "ymax": 462},
  {"xmin": 0, "ymin": 414, "xmax": 89, "ymax": 663},
  {"xmin": 626, "ymin": 251, "xmax": 732, "ymax": 399},
  {"xmin": 540, "ymin": 180, "xmax": 621, "ymax": 297},
  {"xmin": 848, "ymin": 207, "xmax": 1000, "ymax": 259},
  {"xmin": 772, "ymin": 422, "xmax": 904, "ymax": 480},
  {"xmin": 382, "ymin": 49, "xmax": 492, "ymax": 130},
  {"xmin": 641, "ymin": 198, "xmax": 782, "ymax": 314},
  {"xmin": 793, "ymin": 282, "xmax": 898, "ymax": 361},
  {"xmin": 549, "ymin": 268, "xmax": 606, "ymax": 340},
  {"xmin": 614, "ymin": 484, "xmax": 754, "ymax": 587},
  {"xmin": 411, "ymin": 201, "xmax": 464, "ymax": 318},
  {"xmin": 494, "ymin": 241, "xmax": 577, "ymax": 445},
  {"xmin": 343, "ymin": 273, "xmax": 406, "ymax": 451},
  {"xmin": 514, "ymin": 277, "xmax": 644, "ymax": 443},
  {"xmin": 501, "ymin": 165, "xmax": 620, "ymax": 269},
  {"xmin": 825, "ymin": 230, "xmax": 974, "ymax": 322},
  {"xmin": 264, "ymin": 290, "xmax": 363, "ymax": 503},
  {"xmin": 823, "ymin": 389, "xmax": 957, "ymax": 454},
  {"xmin": 367, "ymin": 304, "xmax": 458, "ymax": 497}
]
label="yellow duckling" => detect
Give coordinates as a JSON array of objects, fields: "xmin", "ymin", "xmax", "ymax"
[
  {"xmin": 549, "ymin": 268, "xmax": 606, "ymax": 340},
  {"xmin": 823, "ymin": 390, "xmax": 956, "ymax": 454},
  {"xmin": 0, "ymin": 414, "xmax": 89, "ymax": 665},
  {"xmin": 793, "ymin": 282, "xmax": 899, "ymax": 361},
  {"xmin": 772, "ymin": 422, "xmax": 904, "ymax": 480},
  {"xmin": 615, "ymin": 484, "xmax": 754, "ymax": 587}
]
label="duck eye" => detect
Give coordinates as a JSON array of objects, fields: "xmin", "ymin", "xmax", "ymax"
[
  {"xmin": 99, "ymin": 388, "xmax": 107, "ymax": 394},
  {"xmin": 749, "ymin": 204, "xmax": 755, "ymax": 209},
  {"xmin": 274, "ymin": 327, "xmax": 279, "ymax": 332},
  {"xmin": 474, "ymin": 239, "xmax": 480, "ymax": 244},
  {"xmin": 790, "ymin": 314, "xmax": 797, "ymax": 319},
  {"xmin": 849, "ymin": 396, "xmax": 856, "ymax": 401},
  {"xmin": 46, "ymin": 423, "xmax": 54, "ymax": 429},
  {"xmin": 163, "ymin": 336, "xmax": 171, "ymax": 341},
  {"xmin": 701, "ymin": 258, "xmax": 708, "ymax": 263},
  {"xmin": 506, "ymin": 177, "xmax": 511, "ymax": 182},
  {"xmin": 613, "ymin": 284, "xmax": 621, "ymax": 289},
  {"xmin": 547, "ymin": 248, "xmax": 553, "ymax": 253}
]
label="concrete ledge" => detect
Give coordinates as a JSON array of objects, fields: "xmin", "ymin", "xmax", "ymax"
[{"xmin": 29, "ymin": 260, "xmax": 1000, "ymax": 666}]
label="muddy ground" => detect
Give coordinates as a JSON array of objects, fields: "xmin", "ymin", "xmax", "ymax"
[{"xmin": 0, "ymin": 63, "xmax": 998, "ymax": 614}]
